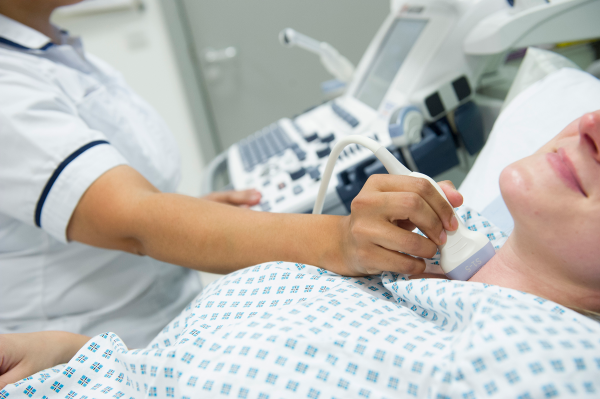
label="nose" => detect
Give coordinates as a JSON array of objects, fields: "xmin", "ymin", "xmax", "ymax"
[{"xmin": 579, "ymin": 111, "xmax": 600, "ymax": 162}]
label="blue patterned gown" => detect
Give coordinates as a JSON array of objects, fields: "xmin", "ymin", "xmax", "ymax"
[{"xmin": 3, "ymin": 206, "xmax": 599, "ymax": 399}]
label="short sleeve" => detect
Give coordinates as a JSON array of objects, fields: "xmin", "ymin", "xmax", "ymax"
[{"xmin": 0, "ymin": 64, "xmax": 128, "ymax": 243}]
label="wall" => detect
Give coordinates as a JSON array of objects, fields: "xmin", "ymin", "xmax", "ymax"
[{"xmin": 53, "ymin": 0, "xmax": 206, "ymax": 196}]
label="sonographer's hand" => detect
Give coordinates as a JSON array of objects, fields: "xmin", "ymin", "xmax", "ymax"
[
  {"xmin": 0, "ymin": 332, "xmax": 90, "ymax": 390},
  {"xmin": 338, "ymin": 175, "xmax": 462, "ymax": 276},
  {"xmin": 202, "ymin": 189, "xmax": 262, "ymax": 207}
]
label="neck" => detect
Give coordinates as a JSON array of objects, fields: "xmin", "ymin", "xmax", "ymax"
[
  {"xmin": 469, "ymin": 233, "xmax": 600, "ymax": 312},
  {"xmin": 0, "ymin": 2, "xmax": 59, "ymax": 43}
]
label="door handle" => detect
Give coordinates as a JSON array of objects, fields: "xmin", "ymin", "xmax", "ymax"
[{"xmin": 204, "ymin": 46, "xmax": 238, "ymax": 63}]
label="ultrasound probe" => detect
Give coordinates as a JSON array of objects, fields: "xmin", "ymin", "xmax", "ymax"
[{"xmin": 313, "ymin": 136, "xmax": 495, "ymax": 280}]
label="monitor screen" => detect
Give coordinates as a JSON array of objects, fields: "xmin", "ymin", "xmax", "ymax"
[{"xmin": 354, "ymin": 18, "xmax": 427, "ymax": 110}]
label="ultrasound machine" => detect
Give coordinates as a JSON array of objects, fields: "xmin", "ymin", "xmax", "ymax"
[{"xmin": 202, "ymin": 0, "xmax": 600, "ymax": 215}]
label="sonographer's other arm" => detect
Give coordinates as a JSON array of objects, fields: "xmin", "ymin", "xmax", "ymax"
[
  {"xmin": 0, "ymin": 332, "xmax": 89, "ymax": 390},
  {"xmin": 67, "ymin": 166, "xmax": 461, "ymax": 276}
]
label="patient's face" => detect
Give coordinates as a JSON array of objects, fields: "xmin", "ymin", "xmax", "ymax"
[{"xmin": 500, "ymin": 110, "xmax": 600, "ymax": 286}]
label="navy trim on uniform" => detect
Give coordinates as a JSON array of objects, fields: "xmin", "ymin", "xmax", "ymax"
[
  {"xmin": 0, "ymin": 36, "xmax": 54, "ymax": 51},
  {"xmin": 35, "ymin": 140, "xmax": 110, "ymax": 228}
]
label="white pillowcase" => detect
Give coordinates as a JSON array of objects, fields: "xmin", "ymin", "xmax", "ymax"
[{"xmin": 459, "ymin": 68, "xmax": 600, "ymax": 212}]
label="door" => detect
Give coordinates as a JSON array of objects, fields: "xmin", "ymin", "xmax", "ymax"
[{"xmin": 179, "ymin": 0, "xmax": 390, "ymax": 152}]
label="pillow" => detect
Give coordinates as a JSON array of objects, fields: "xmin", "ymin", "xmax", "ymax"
[{"xmin": 459, "ymin": 68, "xmax": 600, "ymax": 213}]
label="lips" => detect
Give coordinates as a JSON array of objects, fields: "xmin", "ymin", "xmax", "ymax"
[{"xmin": 546, "ymin": 149, "xmax": 586, "ymax": 195}]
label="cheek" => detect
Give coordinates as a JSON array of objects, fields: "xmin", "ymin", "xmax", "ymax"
[{"xmin": 554, "ymin": 206, "xmax": 600, "ymax": 279}]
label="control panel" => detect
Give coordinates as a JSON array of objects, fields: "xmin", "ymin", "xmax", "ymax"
[
  {"xmin": 228, "ymin": 97, "xmax": 386, "ymax": 214},
  {"xmin": 225, "ymin": 0, "xmax": 512, "ymax": 214}
]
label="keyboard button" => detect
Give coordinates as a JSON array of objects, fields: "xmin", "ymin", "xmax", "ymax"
[
  {"xmin": 307, "ymin": 166, "xmax": 320, "ymax": 180},
  {"xmin": 295, "ymin": 150, "xmax": 307, "ymax": 161},
  {"xmin": 289, "ymin": 167, "xmax": 306, "ymax": 181},
  {"xmin": 316, "ymin": 146, "xmax": 331, "ymax": 158},
  {"xmin": 320, "ymin": 133, "xmax": 335, "ymax": 143},
  {"xmin": 304, "ymin": 132, "xmax": 318, "ymax": 142},
  {"xmin": 331, "ymin": 102, "xmax": 360, "ymax": 128}
]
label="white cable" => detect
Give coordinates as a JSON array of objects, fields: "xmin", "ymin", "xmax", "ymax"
[{"xmin": 313, "ymin": 136, "xmax": 409, "ymax": 214}]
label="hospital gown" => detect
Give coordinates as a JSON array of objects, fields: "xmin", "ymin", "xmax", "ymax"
[{"xmin": 2, "ymin": 207, "xmax": 599, "ymax": 399}]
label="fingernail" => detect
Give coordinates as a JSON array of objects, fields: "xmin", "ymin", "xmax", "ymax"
[
  {"xmin": 439, "ymin": 230, "xmax": 447, "ymax": 245},
  {"xmin": 450, "ymin": 215, "xmax": 459, "ymax": 230},
  {"xmin": 251, "ymin": 192, "xmax": 262, "ymax": 201}
]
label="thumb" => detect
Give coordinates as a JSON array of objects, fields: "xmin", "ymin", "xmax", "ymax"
[
  {"xmin": 437, "ymin": 180, "xmax": 463, "ymax": 208},
  {"xmin": 225, "ymin": 189, "xmax": 262, "ymax": 206},
  {"xmin": 203, "ymin": 189, "xmax": 262, "ymax": 206}
]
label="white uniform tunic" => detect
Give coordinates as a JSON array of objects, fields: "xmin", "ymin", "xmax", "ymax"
[{"xmin": 0, "ymin": 15, "xmax": 201, "ymax": 348}]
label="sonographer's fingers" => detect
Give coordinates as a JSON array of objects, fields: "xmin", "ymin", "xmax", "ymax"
[
  {"xmin": 437, "ymin": 180, "xmax": 464, "ymax": 209},
  {"xmin": 395, "ymin": 219, "xmax": 417, "ymax": 232},
  {"xmin": 355, "ymin": 190, "xmax": 445, "ymax": 247},
  {"xmin": 385, "ymin": 191, "xmax": 449, "ymax": 246},
  {"xmin": 340, "ymin": 204, "xmax": 429, "ymax": 276},
  {"xmin": 363, "ymin": 174, "xmax": 458, "ymax": 232},
  {"xmin": 366, "ymin": 220, "xmax": 438, "ymax": 259},
  {"xmin": 202, "ymin": 189, "xmax": 262, "ymax": 207},
  {"xmin": 354, "ymin": 244, "xmax": 427, "ymax": 275}
]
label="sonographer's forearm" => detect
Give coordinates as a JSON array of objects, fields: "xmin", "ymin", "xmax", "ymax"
[{"xmin": 132, "ymin": 193, "xmax": 344, "ymax": 274}]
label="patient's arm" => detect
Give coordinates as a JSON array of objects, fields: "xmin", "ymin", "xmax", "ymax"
[{"xmin": 0, "ymin": 332, "xmax": 89, "ymax": 390}]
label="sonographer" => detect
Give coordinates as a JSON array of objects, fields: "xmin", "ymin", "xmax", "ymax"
[{"xmin": 0, "ymin": 1, "xmax": 461, "ymax": 347}]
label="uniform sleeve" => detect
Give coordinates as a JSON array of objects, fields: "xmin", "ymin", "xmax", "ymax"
[{"xmin": 0, "ymin": 64, "xmax": 128, "ymax": 243}]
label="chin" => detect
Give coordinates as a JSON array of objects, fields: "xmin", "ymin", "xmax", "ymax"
[{"xmin": 499, "ymin": 161, "xmax": 539, "ymax": 228}]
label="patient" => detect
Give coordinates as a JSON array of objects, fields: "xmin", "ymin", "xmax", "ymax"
[
  {"xmin": 471, "ymin": 110, "xmax": 600, "ymax": 314},
  {"xmin": 424, "ymin": 109, "xmax": 600, "ymax": 315},
  {"xmin": 1, "ymin": 110, "xmax": 599, "ymax": 398}
]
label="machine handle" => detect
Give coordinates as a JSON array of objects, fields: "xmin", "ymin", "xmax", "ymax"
[{"xmin": 200, "ymin": 150, "xmax": 230, "ymax": 196}]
